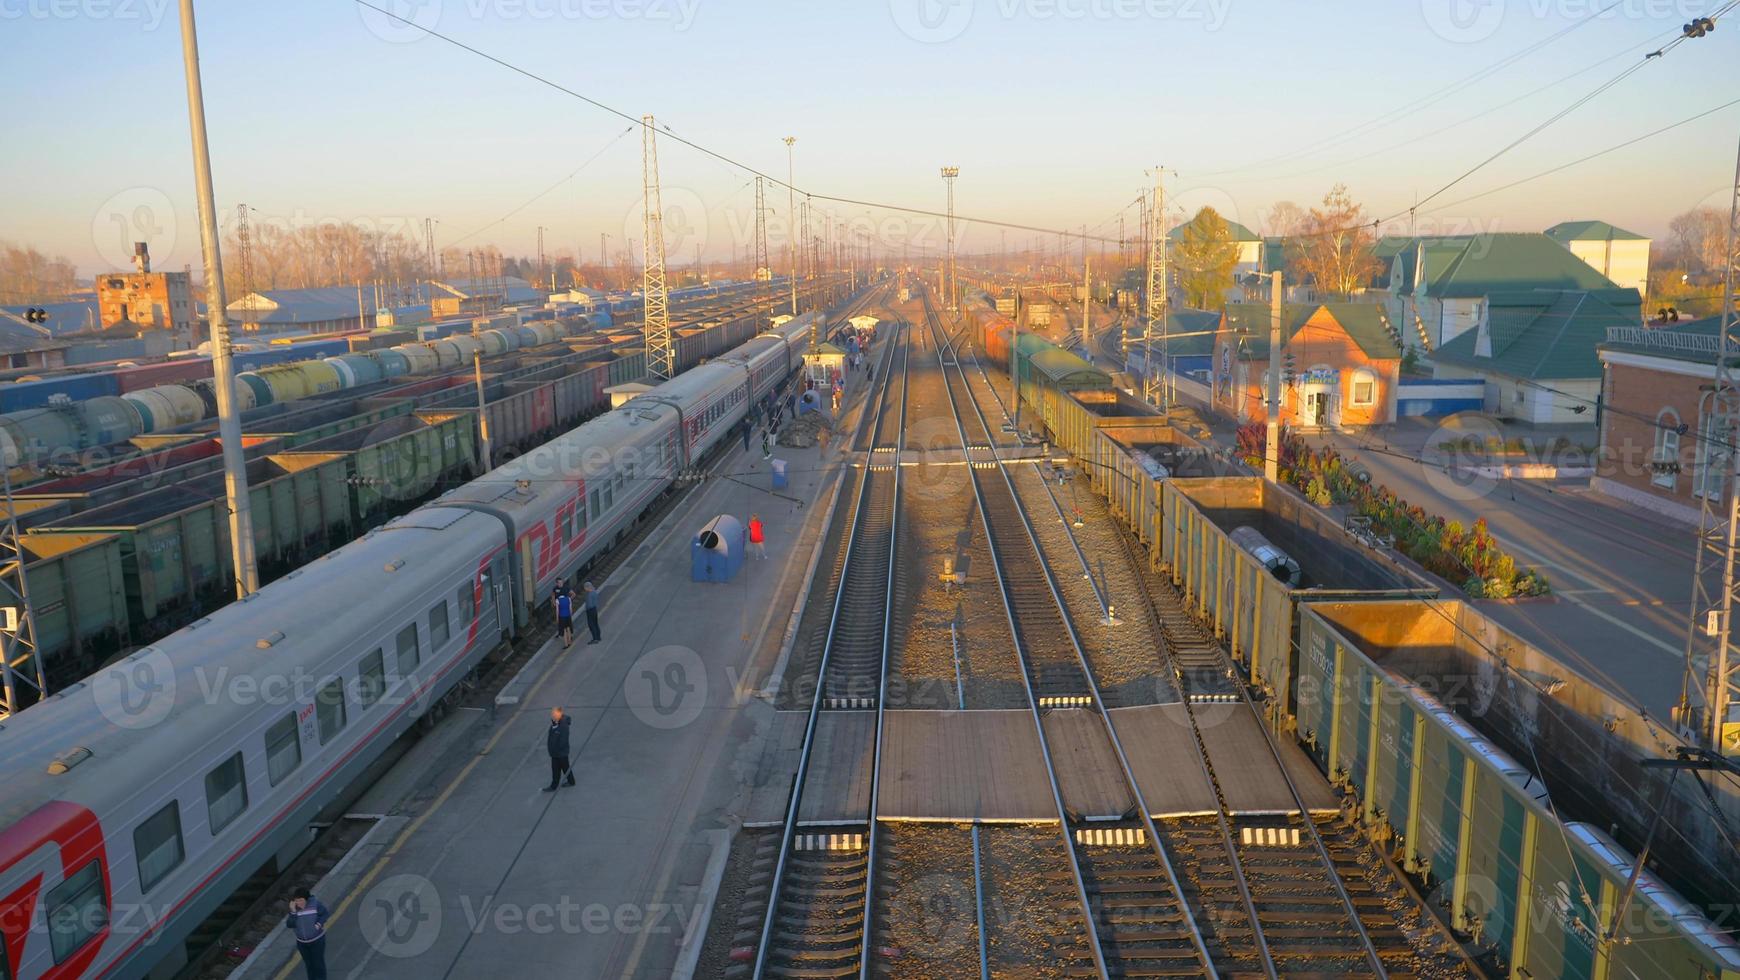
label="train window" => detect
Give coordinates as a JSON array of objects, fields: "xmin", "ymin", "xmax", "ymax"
[
  {"xmin": 590, "ymin": 489, "xmax": 601, "ymax": 520},
  {"xmin": 603, "ymin": 482, "xmax": 614, "ymax": 510},
  {"xmin": 45, "ymin": 859, "xmax": 106, "ymax": 964},
  {"xmin": 266, "ymin": 713, "xmax": 302, "ymax": 785},
  {"xmin": 358, "ymin": 649, "xmax": 385, "ymax": 707},
  {"xmin": 205, "ymin": 752, "xmax": 249, "ymax": 834},
  {"xmin": 133, "ymin": 802, "xmax": 184, "ymax": 895},
  {"xmin": 561, "ymin": 511, "xmax": 573, "ymax": 542},
  {"xmin": 429, "ymin": 601, "xmax": 450, "ymax": 648},
  {"xmin": 316, "ymin": 678, "xmax": 347, "ymax": 746},
  {"xmin": 396, "ymin": 624, "xmax": 420, "ymax": 674},
  {"xmin": 459, "ymin": 582, "xmax": 475, "ymax": 623}
]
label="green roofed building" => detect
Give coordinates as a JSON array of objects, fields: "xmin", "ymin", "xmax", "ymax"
[{"xmin": 1543, "ymin": 220, "xmax": 1651, "ymax": 294}]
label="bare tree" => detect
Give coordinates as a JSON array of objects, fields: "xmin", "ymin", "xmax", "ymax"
[
  {"xmin": 1666, "ymin": 206, "xmax": 1728, "ymax": 272},
  {"xmin": 1290, "ymin": 184, "xmax": 1381, "ymax": 299},
  {"xmin": 0, "ymin": 242, "xmax": 79, "ymax": 306},
  {"xmin": 1264, "ymin": 201, "xmax": 1308, "ymax": 238}
]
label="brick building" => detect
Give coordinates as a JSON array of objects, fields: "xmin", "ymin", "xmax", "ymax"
[
  {"xmin": 1213, "ymin": 302, "xmax": 1403, "ymax": 428},
  {"xmin": 94, "ymin": 242, "xmax": 194, "ymax": 344},
  {"xmin": 1594, "ymin": 315, "xmax": 1731, "ymax": 524}
]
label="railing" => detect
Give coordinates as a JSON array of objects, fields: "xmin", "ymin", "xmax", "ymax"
[{"xmin": 1605, "ymin": 325, "xmax": 1720, "ymax": 353}]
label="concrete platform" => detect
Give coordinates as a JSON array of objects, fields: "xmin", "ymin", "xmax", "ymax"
[
  {"xmin": 1199, "ymin": 707, "xmax": 1341, "ymax": 814},
  {"xmin": 741, "ymin": 710, "xmax": 875, "ymax": 826},
  {"xmin": 237, "ymin": 393, "xmax": 864, "ymax": 980},
  {"xmin": 1108, "ymin": 703, "xmax": 1220, "ymax": 817}
]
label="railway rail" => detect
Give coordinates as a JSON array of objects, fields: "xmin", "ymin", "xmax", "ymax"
[
  {"xmin": 746, "ymin": 314, "xmax": 910, "ymax": 978},
  {"xmin": 958, "ymin": 319, "xmax": 1477, "ymax": 978}
]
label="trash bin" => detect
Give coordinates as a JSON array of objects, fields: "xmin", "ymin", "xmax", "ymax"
[
  {"xmin": 691, "ymin": 514, "xmax": 746, "ymax": 583},
  {"xmin": 770, "ymin": 458, "xmax": 788, "ymax": 490}
]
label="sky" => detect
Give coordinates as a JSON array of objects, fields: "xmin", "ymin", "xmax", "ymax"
[{"xmin": 3, "ymin": 0, "xmax": 1739, "ymax": 279}]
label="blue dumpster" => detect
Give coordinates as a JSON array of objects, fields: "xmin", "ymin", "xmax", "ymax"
[{"xmin": 691, "ymin": 514, "xmax": 746, "ymax": 583}]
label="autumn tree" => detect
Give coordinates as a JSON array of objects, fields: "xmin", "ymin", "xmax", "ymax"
[
  {"xmin": 1264, "ymin": 201, "xmax": 1307, "ymax": 237},
  {"xmin": 1290, "ymin": 184, "xmax": 1381, "ymax": 299},
  {"xmin": 1172, "ymin": 206, "xmax": 1241, "ymax": 309}
]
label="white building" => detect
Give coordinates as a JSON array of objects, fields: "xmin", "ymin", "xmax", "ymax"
[{"xmin": 1544, "ymin": 221, "xmax": 1651, "ymax": 295}]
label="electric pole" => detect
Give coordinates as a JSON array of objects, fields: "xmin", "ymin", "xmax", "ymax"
[
  {"xmin": 1680, "ymin": 132, "xmax": 1740, "ymax": 753},
  {"xmin": 642, "ymin": 114, "xmax": 674, "ymax": 380},
  {"xmin": 784, "ymin": 136, "xmax": 798, "ymax": 321},
  {"xmin": 537, "ymin": 225, "xmax": 547, "ymax": 290},
  {"xmin": 1266, "ymin": 271, "xmax": 1284, "ymax": 486},
  {"xmin": 1143, "ymin": 166, "xmax": 1168, "ymax": 410},
  {"xmin": 942, "ymin": 166, "xmax": 959, "ymax": 313},
  {"xmin": 177, "ymin": 0, "xmax": 257, "ymax": 599},
  {"xmin": 754, "ymin": 175, "xmax": 770, "ymax": 310}
]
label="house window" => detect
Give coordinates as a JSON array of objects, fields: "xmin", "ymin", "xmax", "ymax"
[
  {"xmin": 1655, "ymin": 408, "xmax": 1682, "ymax": 491},
  {"xmin": 1350, "ymin": 369, "xmax": 1377, "ymax": 408},
  {"xmin": 205, "ymin": 752, "xmax": 248, "ymax": 834},
  {"xmin": 45, "ymin": 860, "xmax": 107, "ymax": 964},
  {"xmin": 266, "ymin": 713, "xmax": 301, "ymax": 785},
  {"xmin": 133, "ymin": 802, "xmax": 184, "ymax": 894}
]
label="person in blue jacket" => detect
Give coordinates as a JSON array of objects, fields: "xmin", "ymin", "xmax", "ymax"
[
  {"xmin": 544, "ymin": 706, "xmax": 575, "ymax": 791},
  {"xmin": 285, "ymin": 888, "xmax": 329, "ymax": 980}
]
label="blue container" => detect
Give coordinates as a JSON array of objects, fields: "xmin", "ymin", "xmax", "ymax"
[
  {"xmin": 690, "ymin": 514, "xmax": 746, "ymax": 583},
  {"xmin": 770, "ymin": 458, "xmax": 788, "ymax": 490},
  {"xmin": 0, "ymin": 372, "xmax": 121, "ymax": 412}
]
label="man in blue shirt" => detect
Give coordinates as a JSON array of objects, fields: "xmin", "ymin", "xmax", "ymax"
[
  {"xmin": 583, "ymin": 580, "xmax": 603, "ymax": 644},
  {"xmin": 554, "ymin": 586, "xmax": 574, "ymax": 648},
  {"xmin": 285, "ymin": 888, "xmax": 329, "ymax": 980}
]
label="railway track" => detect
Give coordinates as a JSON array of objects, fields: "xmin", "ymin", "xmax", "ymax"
[
  {"xmin": 952, "ymin": 337, "xmax": 1476, "ymax": 977},
  {"xmin": 745, "ymin": 317, "xmax": 909, "ymax": 979}
]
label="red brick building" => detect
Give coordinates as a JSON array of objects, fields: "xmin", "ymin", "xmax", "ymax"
[
  {"xmin": 1213, "ymin": 302, "xmax": 1403, "ymax": 428},
  {"xmin": 1595, "ymin": 316, "xmax": 1729, "ymax": 524}
]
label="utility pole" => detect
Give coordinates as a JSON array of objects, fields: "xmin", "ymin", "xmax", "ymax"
[
  {"xmin": 177, "ymin": 0, "xmax": 257, "ymax": 598},
  {"xmin": 1081, "ymin": 252, "xmax": 1092, "ymax": 350},
  {"xmin": 537, "ymin": 225, "xmax": 547, "ymax": 289},
  {"xmin": 0, "ymin": 459, "xmax": 44, "ymax": 717},
  {"xmin": 753, "ymin": 175, "xmax": 769, "ymax": 310},
  {"xmin": 942, "ymin": 166, "xmax": 960, "ymax": 314},
  {"xmin": 1143, "ymin": 166, "xmax": 1168, "ymax": 410},
  {"xmin": 1266, "ymin": 271, "xmax": 1283, "ymax": 485},
  {"xmin": 1680, "ymin": 132, "xmax": 1740, "ymax": 753},
  {"xmin": 784, "ymin": 136, "xmax": 798, "ymax": 320},
  {"xmin": 599, "ymin": 232, "xmax": 608, "ymax": 274},
  {"xmin": 425, "ymin": 217, "xmax": 438, "ymax": 292},
  {"xmin": 642, "ymin": 114, "xmax": 674, "ymax": 380},
  {"xmin": 472, "ymin": 326, "xmax": 493, "ymax": 471}
]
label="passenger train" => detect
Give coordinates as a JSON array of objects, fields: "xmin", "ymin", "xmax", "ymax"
[{"xmin": 0, "ymin": 309, "xmax": 831, "ymax": 979}]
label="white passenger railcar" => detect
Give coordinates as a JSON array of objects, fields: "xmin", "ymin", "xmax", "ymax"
[{"xmin": 0, "ymin": 308, "xmax": 833, "ymax": 980}]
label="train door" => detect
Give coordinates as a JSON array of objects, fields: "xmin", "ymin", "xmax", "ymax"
[{"xmin": 477, "ymin": 554, "xmax": 510, "ymax": 645}]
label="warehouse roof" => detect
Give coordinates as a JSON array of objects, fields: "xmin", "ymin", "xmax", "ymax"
[
  {"xmin": 1222, "ymin": 302, "xmax": 1401, "ymax": 361},
  {"xmin": 1543, "ymin": 220, "xmax": 1648, "ymax": 243},
  {"xmin": 1433, "ymin": 287, "xmax": 1642, "ymax": 381},
  {"xmin": 0, "ymin": 300, "xmax": 97, "ymax": 338}
]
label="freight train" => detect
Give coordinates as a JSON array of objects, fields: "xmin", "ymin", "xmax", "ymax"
[
  {"xmin": 0, "ymin": 307, "xmax": 835, "ymax": 980},
  {"xmin": 0, "ymin": 319, "xmax": 583, "ymax": 470},
  {"xmin": 957, "ymin": 283, "xmax": 1740, "ymax": 980}
]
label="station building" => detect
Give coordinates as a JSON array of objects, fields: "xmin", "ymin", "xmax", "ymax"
[
  {"xmin": 1594, "ymin": 314, "xmax": 1732, "ymax": 525},
  {"xmin": 1212, "ymin": 302, "xmax": 1402, "ymax": 428}
]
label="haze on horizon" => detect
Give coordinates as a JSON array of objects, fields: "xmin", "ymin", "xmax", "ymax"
[{"xmin": 3, "ymin": 0, "xmax": 1738, "ymax": 280}]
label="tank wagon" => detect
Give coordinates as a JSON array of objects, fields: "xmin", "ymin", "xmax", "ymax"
[{"xmin": 0, "ymin": 306, "xmax": 835, "ymax": 980}]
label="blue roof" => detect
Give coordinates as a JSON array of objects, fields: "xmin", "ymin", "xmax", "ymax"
[{"xmin": 0, "ymin": 300, "xmax": 98, "ymax": 338}]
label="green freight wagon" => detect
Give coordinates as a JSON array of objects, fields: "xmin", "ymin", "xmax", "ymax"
[
  {"xmin": 17, "ymin": 530, "xmax": 130, "ymax": 688},
  {"xmin": 289, "ymin": 410, "xmax": 475, "ymax": 528}
]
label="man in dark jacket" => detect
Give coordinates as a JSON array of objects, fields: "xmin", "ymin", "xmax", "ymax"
[
  {"xmin": 545, "ymin": 706, "xmax": 575, "ymax": 791},
  {"xmin": 285, "ymin": 887, "xmax": 329, "ymax": 980}
]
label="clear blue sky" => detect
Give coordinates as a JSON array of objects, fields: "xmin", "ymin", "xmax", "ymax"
[{"xmin": 4, "ymin": 0, "xmax": 1738, "ymax": 278}]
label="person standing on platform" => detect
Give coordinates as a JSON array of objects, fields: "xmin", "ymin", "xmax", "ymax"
[
  {"xmin": 583, "ymin": 580, "xmax": 602, "ymax": 644},
  {"xmin": 554, "ymin": 587, "xmax": 574, "ymax": 648},
  {"xmin": 285, "ymin": 888, "xmax": 329, "ymax": 980},
  {"xmin": 544, "ymin": 707, "xmax": 575, "ymax": 791},
  {"xmin": 741, "ymin": 419, "xmax": 751, "ymax": 451},
  {"xmin": 749, "ymin": 513, "xmax": 766, "ymax": 560}
]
